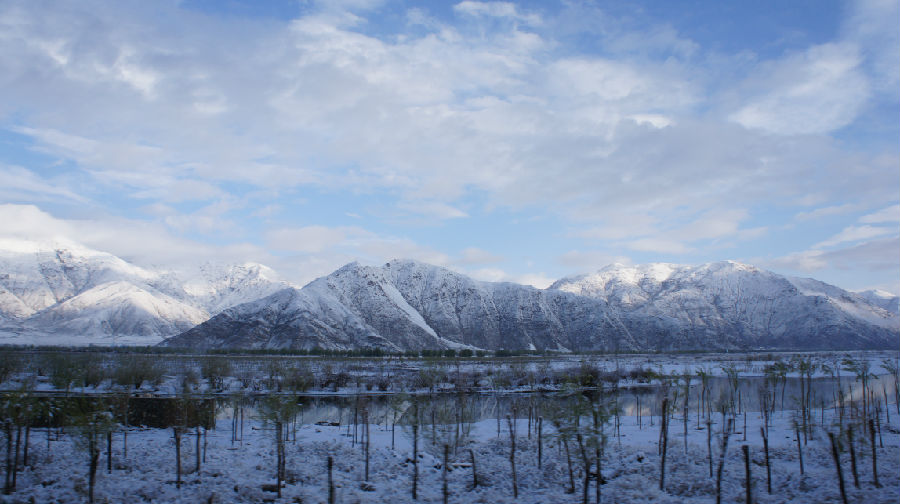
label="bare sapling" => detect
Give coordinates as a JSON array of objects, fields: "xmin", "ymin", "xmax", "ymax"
[
  {"xmin": 412, "ymin": 404, "xmax": 419, "ymax": 500},
  {"xmin": 442, "ymin": 444, "xmax": 449, "ymax": 504},
  {"xmin": 742, "ymin": 445, "xmax": 751, "ymax": 504},
  {"xmin": 715, "ymin": 418, "xmax": 733, "ymax": 504},
  {"xmin": 868, "ymin": 418, "xmax": 880, "ymax": 487},
  {"xmin": 327, "ymin": 456, "xmax": 335, "ymax": 504},
  {"xmin": 469, "ymin": 448, "xmax": 478, "ymax": 488},
  {"xmin": 760, "ymin": 426, "xmax": 771, "ymax": 494},
  {"xmin": 364, "ymin": 410, "xmax": 370, "ymax": 481},
  {"xmin": 659, "ymin": 398, "xmax": 669, "ymax": 491},
  {"xmin": 537, "ymin": 416, "xmax": 543, "ymax": 470},
  {"xmin": 562, "ymin": 431, "xmax": 575, "ymax": 494},
  {"xmin": 506, "ymin": 414, "xmax": 518, "ymax": 499},
  {"xmin": 828, "ymin": 432, "xmax": 849, "ymax": 504},
  {"xmin": 195, "ymin": 426, "xmax": 201, "ymax": 476},
  {"xmin": 706, "ymin": 416, "xmax": 713, "ymax": 478},
  {"xmin": 576, "ymin": 433, "xmax": 590, "ymax": 504},
  {"xmin": 106, "ymin": 430, "xmax": 112, "ymax": 474},
  {"xmin": 794, "ymin": 420, "xmax": 804, "ymax": 475},
  {"xmin": 847, "ymin": 425, "xmax": 859, "ymax": 488},
  {"xmin": 173, "ymin": 426, "xmax": 183, "ymax": 489}
]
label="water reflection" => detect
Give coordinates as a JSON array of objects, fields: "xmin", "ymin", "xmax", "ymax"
[{"xmin": 7, "ymin": 374, "xmax": 895, "ymax": 429}]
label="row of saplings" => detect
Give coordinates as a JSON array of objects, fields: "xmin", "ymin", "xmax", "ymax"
[
  {"xmin": 1, "ymin": 383, "xmax": 894, "ymax": 503},
  {"xmin": 1, "ymin": 392, "xmax": 217, "ymax": 503}
]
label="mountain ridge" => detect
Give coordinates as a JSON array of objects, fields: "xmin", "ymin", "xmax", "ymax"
[
  {"xmin": 1, "ymin": 237, "xmax": 897, "ymax": 350},
  {"xmin": 164, "ymin": 258, "xmax": 898, "ymax": 352},
  {"xmin": 0, "ymin": 238, "xmax": 289, "ymax": 345}
]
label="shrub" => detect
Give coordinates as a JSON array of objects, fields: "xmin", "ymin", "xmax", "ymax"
[{"xmin": 200, "ymin": 357, "xmax": 232, "ymax": 391}]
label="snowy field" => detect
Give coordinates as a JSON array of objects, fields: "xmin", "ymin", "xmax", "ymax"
[
  {"xmin": 2, "ymin": 350, "xmax": 898, "ymax": 503},
  {"xmin": 2, "ymin": 404, "xmax": 898, "ymax": 503}
]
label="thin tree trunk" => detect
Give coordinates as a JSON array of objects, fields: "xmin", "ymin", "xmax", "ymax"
[
  {"xmin": 5, "ymin": 423, "xmax": 14, "ymax": 495},
  {"xmin": 761, "ymin": 427, "xmax": 771, "ymax": 494},
  {"xmin": 828, "ymin": 432, "xmax": 848, "ymax": 504},
  {"xmin": 173, "ymin": 427, "xmax": 182, "ymax": 489},
  {"xmin": 196, "ymin": 427, "xmax": 201, "ymax": 475},
  {"xmin": 507, "ymin": 415, "xmax": 518, "ymax": 499},
  {"xmin": 364, "ymin": 411, "xmax": 370, "ymax": 481},
  {"xmin": 869, "ymin": 418, "xmax": 880, "ymax": 487},
  {"xmin": 794, "ymin": 422, "xmax": 804, "ymax": 475},
  {"xmin": 412, "ymin": 421, "xmax": 418, "ymax": 500},
  {"xmin": 442, "ymin": 444, "xmax": 449, "ymax": 504},
  {"xmin": 537, "ymin": 416, "xmax": 543, "ymax": 470},
  {"xmin": 327, "ymin": 455, "xmax": 335, "ymax": 504},
  {"xmin": 596, "ymin": 447, "xmax": 602, "ymax": 504},
  {"xmin": 88, "ymin": 438, "xmax": 99, "ymax": 504},
  {"xmin": 22, "ymin": 426, "xmax": 29, "ymax": 468},
  {"xmin": 469, "ymin": 448, "xmax": 478, "ymax": 488},
  {"xmin": 577, "ymin": 433, "xmax": 590, "ymax": 504},
  {"xmin": 706, "ymin": 417, "xmax": 713, "ymax": 478},
  {"xmin": 563, "ymin": 433, "xmax": 575, "ymax": 494},
  {"xmin": 276, "ymin": 422, "xmax": 283, "ymax": 498},
  {"xmin": 715, "ymin": 419, "xmax": 732, "ymax": 504},
  {"xmin": 106, "ymin": 430, "xmax": 112, "ymax": 474},
  {"xmin": 659, "ymin": 398, "xmax": 668, "ymax": 491},
  {"xmin": 848, "ymin": 426, "xmax": 859, "ymax": 489},
  {"xmin": 12, "ymin": 426, "xmax": 20, "ymax": 490},
  {"xmin": 742, "ymin": 445, "xmax": 751, "ymax": 504}
]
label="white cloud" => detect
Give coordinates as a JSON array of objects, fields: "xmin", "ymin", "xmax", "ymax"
[
  {"xmin": 0, "ymin": 164, "xmax": 87, "ymax": 203},
  {"xmin": 768, "ymin": 237, "xmax": 899, "ymax": 276},
  {"xmin": 265, "ymin": 224, "xmax": 451, "ymax": 270},
  {"xmin": 813, "ymin": 224, "xmax": 894, "ymax": 249},
  {"xmin": 454, "ymin": 247, "xmax": 503, "ymax": 265},
  {"xmin": 793, "ymin": 203, "xmax": 861, "ymax": 222},
  {"xmin": 453, "ymin": 2, "xmax": 542, "ymax": 25},
  {"xmin": 626, "ymin": 237, "xmax": 693, "ymax": 255},
  {"xmin": 0, "ymin": 203, "xmax": 267, "ymax": 271},
  {"xmin": 267, "ymin": 226, "xmax": 372, "ymax": 254},
  {"xmin": 843, "ymin": 0, "xmax": 900, "ymax": 94},
  {"xmin": 676, "ymin": 209, "xmax": 748, "ymax": 241},
  {"xmin": 730, "ymin": 43, "xmax": 869, "ymax": 135},
  {"xmin": 397, "ymin": 200, "xmax": 468, "ymax": 219},
  {"xmin": 859, "ymin": 204, "xmax": 900, "ymax": 224},
  {"xmin": 557, "ymin": 250, "xmax": 632, "ymax": 272},
  {"xmin": 465, "ymin": 267, "xmax": 554, "ymax": 289}
]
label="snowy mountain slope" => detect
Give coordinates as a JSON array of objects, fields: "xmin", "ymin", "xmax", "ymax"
[
  {"xmin": 178, "ymin": 261, "xmax": 287, "ymax": 314},
  {"xmin": 0, "ymin": 238, "xmax": 157, "ymax": 319},
  {"xmin": 550, "ymin": 261, "xmax": 898, "ymax": 350},
  {"xmin": 0, "ymin": 238, "xmax": 288, "ymax": 345},
  {"xmin": 382, "ymin": 259, "xmax": 633, "ymax": 351},
  {"xmin": 165, "ymin": 260, "xmax": 634, "ymax": 352},
  {"xmin": 857, "ymin": 289, "xmax": 900, "ymax": 315},
  {"xmin": 25, "ymin": 281, "xmax": 208, "ymax": 342}
]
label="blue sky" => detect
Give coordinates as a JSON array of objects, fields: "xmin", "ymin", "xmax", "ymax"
[{"xmin": 0, "ymin": 0, "xmax": 897, "ymax": 292}]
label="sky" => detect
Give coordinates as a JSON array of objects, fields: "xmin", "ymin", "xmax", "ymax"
[{"xmin": 0, "ymin": 0, "xmax": 898, "ymax": 293}]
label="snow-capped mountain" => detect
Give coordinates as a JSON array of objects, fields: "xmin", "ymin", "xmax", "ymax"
[
  {"xmin": 163, "ymin": 259, "xmax": 898, "ymax": 352},
  {"xmin": 2, "ymin": 239, "xmax": 896, "ymax": 351},
  {"xmin": 549, "ymin": 261, "xmax": 899, "ymax": 350},
  {"xmin": 0, "ymin": 238, "xmax": 288, "ymax": 345},
  {"xmin": 164, "ymin": 260, "xmax": 633, "ymax": 352}
]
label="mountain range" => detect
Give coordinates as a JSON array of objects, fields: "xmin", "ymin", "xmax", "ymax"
[
  {"xmin": 1, "ymin": 238, "xmax": 897, "ymax": 350},
  {"xmin": 0, "ymin": 238, "xmax": 287, "ymax": 346}
]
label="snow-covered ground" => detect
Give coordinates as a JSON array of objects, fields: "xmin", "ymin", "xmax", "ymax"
[{"xmin": 3, "ymin": 402, "xmax": 898, "ymax": 503}]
